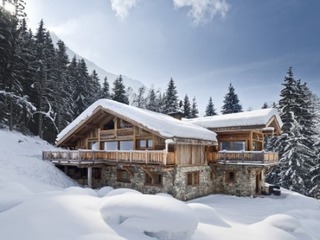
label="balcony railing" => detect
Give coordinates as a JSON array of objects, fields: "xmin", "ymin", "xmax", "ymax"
[
  {"xmin": 42, "ymin": 150, "xmax": 175, "ymax": 166},
  {"xmin": 207, "ymin": 150, "xmax": 278, "ymax": 165}
]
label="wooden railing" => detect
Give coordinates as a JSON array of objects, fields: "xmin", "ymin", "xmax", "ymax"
[
  {"xmin": 42, "ymin": 150, "xmax": 175, "ymax": 166},
  {"xmin": 207, "ymin": 150, "xmax": 278, "ymax": 165}
]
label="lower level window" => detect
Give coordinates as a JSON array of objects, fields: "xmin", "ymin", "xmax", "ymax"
[
  {"xmin": 117, "ymin": 170, "xmax": 130, "ymax": 183},
  {"xmin": 145, "ymin": 172, "xmax": 162, "ymax": 185},
  {"xmin": 187, "ymin": 171, "xmax": 200, "ymax": 186},
  {"xmin": 226, "ymin": 171, "xmax": 236, "ymax": 182}
]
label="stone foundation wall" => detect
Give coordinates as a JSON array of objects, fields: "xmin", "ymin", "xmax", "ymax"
[
  {"xmin": 210, "ymin": 164, "xmax": 265, "ymax": 197},
  {"xmin": 93, "ymin": 164, "xmax": 214, "ymax": 201}
]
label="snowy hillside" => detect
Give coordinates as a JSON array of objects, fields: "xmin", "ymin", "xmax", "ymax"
[
  {"xmin": 50, "ymin": 32, "xmax": 145, "ymax": 93},
  {"xmin": 0, "ymin": 129, "xmax": 319, "ymax": 240}
]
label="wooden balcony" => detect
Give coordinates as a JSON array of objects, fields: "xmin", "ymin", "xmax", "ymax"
[
  {"xmin": 42, "ymin": 150, "xmax": 175, "ymax": 166},
  {"xmin": 207, "ymin": 150, "xmax": 278, "ymax": 165}
]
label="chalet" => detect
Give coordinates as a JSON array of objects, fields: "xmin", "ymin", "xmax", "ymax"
[
  {"xmin": 185, "ymin": 108, "xmax": 282, "ymax": 196},
  {"xmin": 42, "ymin": 100, "xmax": 282, "ymax": 200}
]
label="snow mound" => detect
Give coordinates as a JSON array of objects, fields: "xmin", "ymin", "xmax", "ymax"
[
  {"xmin": 63, "ymin": 186, "xmax": 97, "ymax": 197},
  {"xmin": 187, "ymin": 203, "xmax": 230, "ymax": 227},
  {"xmin": 96, "ymin": 186, "xmax": 114, "ymax": 197},
  {"xmin": 100, "ymin": 193, "xmax": 198, "ymax": 240},
  {"xmin": 77, "ymin": 232, "xmax": 126, "ymax": 240},
  {"xmin": 105, "ymin": 188, "xmax": 142, "ymax": 197},
  {"xmin": 263, "ymin": 214, "xmax": 301, "ymax": 232}
]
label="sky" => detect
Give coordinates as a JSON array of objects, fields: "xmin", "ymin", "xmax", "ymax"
[{"xmin": 24, "ymin": 0, "xmax": 320, "ymax": 114}]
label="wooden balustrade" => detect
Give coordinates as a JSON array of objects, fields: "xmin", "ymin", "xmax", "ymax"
[
  {"xmin": 42, "ymin": 149, "xmax": 173, "ymax": 166},
  {"xmin": 207, "ymin": 151, "xmax": 278, "ymax": 164}
]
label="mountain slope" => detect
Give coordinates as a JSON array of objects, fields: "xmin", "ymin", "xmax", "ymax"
[{"xmin": 50, "ymin": 32, "xmax": 145, "ymax": 93}]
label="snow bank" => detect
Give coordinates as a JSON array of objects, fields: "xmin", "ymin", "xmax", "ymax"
[
  {"xmin": 187, "ymin": 203, "xmax": 230, "ymax": 227},
  {"xmin": 0, "ymin": 129, "xmax": 76, "ymax": 191},
  {"xmin": 263, "ymin": 214, "xmax": 301, "ymax": 232},
  {"xmin": 100, "ymin": 191, "xmax": 198, "ymax": 240}
]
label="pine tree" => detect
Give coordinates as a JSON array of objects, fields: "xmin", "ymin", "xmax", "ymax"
[
  {"xmin": 262, "ymin": 102, "xmax": 269, "ymax": 109},
  {"xmin": 88, "ymin": 70, "xmax": 102, "ymax": 104},
  {"xmin": 221, "ymin": 83, "xmax": 242, "ymax": 114},
  {"xmin": 132, "ymin": 86, "xmax": 146, "ymax": 108},
  {"xmin": 112, "ymin": 75, "xmax": 129, "ymax": 104},
  {"xmin": 205, "ymin": 97, "xmax": 217, "ymax": 116},
  {"xmin": 146, "ymin": 87, "xmax": 160, "ymax": 112},
  {"xmin": 100, "ymin": 77, "xmax": 110, "ymax": 99},
  {"xmin": 53, "ymin": 40, "xmax": 73, "ymax": 133},
  {"xmin": 190, "ymin": 97, "xmax": 199, "ymax": 118},
  {"xmin": 183, "ymin": 95, "xmax": 191, "ymax": 118},
  {"xmin": 163, "ymin": 78, "xmax": 179, "ymax": 114},
  {"xmin": 266, "ymin": 67, "xmax": 318, "ymax": 197}
]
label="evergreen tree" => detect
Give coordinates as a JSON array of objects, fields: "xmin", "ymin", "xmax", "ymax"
[
  {"xmin": 262, "ymin": 102, "xmax": 269, "ymax": 109},
  {"xmin": 146, "ymin": 87, "xmax": 160, "ymax": 112},
  {"xmin": 132, "ymin": 86, "xmax": 146, "ymax": 108},
  {"xmin": 266, "ymin": 67, "xmax": 318, "ymax": 197},
  {"xmin": 88, "ymin": 70, "xmax": 102, "ymax": 104},
  {"xmin": 183, "ymin": 94, "xmax": 191, "ymax": 118},
  {"xmin": 100, "ymin": 77, "xmax": 110, "ymax": 99},
  {"xmin": 163, "ymin": 78, "xmax": 179, "ymax": 114},
  {"xmin": 205, "ymin": 97, "xmax": 217, "ymax": 116},
  {"xmin": 190, "ymin": 97, "xmax": 199, "ymax": 118},
  {"xmin": 112, "ymin": 75, "xmax": 129, "ymax": 104},
  {"xmin": 53, "ymin": 40, "xmax": 73, "ymax": 132},
  {"xmin": 221, "ymin": 83, "xmax": 242, "ymax": 114}
]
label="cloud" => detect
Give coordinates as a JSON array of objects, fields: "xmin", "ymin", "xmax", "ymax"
[
  {"xmin": 173, "ymin": 0, "xmax": 230, "ymax": 25},
  {"xmin": 110, "ymin": 0, "xmax": 140, "ymax": 19}
]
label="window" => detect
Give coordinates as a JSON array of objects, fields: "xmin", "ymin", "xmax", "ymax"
[
  {"xmin": 103, "ymin": 119, "xmax": 115, "ymax": 130},
  {"xmin": 220, "ymin": 141, "xmax": 245, "ymax": 151},
  {"xmin": 187, "ymin": 171, "xmax": 200, "ymax": 186},
  {"xmin": 104, "ymin": 141, "xmax": 118, "ymax": 150},
  {"xmin": 210, "ymin": 171, "xmax": 215, "ymax": 181},
  {"xmin": 92, "ymin": 168, "xmax": 101, "ymax": 179},
  {"xmin": 226, "ymin": 171, "xmax": 236, "ymax": 182},
  {"xmin": 145, "ymin": 172, "xmax": 162, "ymax": 185},
  {"xmin": 138, "ymin": 139, "xmax": 154, "ymax": 149},
  {"xmin": 118, "ymin": 119, "xmax": 132, "ymax": 129},
  {"xmin": 120, "ymin": 141, "xmax": 133, "ymax": 150},
  {"xmin": 117, "ymin": 170, "xmax": 130, "ymax": 183},
  {"xmin": 88, "ymin": 141, "xmax": 99, "ymax": 150}
]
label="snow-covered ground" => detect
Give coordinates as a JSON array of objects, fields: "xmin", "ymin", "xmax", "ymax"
[{"xmin": 0, "ymin": 129, "xmax": 319, "ymax": 240}]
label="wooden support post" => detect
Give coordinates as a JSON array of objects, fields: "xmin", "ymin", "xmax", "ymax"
[{"xmin": 87, "ymin": 167, "xmax": 92, "ymax": 188}]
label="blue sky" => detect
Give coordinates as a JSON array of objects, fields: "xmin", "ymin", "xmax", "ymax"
[{"xmin": 25, "ymin": 0, "xmax": 320, "ymax": 114}]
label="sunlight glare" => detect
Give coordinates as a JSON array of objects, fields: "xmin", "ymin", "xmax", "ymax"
[{"xmin": 3, "ymin": 2, "xmax": 16, "ymax": 14}]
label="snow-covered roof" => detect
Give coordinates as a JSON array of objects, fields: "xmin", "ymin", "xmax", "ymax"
[
  {"xmin": 57, "ymin": 99, "xmax": 217, "ymax": 143},
  {"xmin": 184, "ymin": 108, "xmax": 283, "ymax": 130}
]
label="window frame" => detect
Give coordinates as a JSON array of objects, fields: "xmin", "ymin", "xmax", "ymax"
[{"xmin": 187, "ymin": 171, "xmax": 200, "ymax": 186}]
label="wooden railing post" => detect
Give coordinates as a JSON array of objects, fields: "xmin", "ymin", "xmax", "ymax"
[
  {"xmin": 78, "ymin": 149, "xmax": 81, "ymax": 165},
  {"xmin": 241, "ymin": 150, "xmax": 244, "ymax": 163},
  {"xmin": 145, "ymin": 150, "xmax": 148, "ymax": 164},
  {"xmin": 130, "ymin": 150, "xmax": 132, "ymax": 162}
]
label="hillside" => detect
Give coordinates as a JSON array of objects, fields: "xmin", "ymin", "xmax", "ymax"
[
  {"xmin": 50, "ymin": 32, "xmax": 145, "ymax": 93},
  {"xmin": 0, "ymin": 129, "xmax": 319, "ymax": 240}
]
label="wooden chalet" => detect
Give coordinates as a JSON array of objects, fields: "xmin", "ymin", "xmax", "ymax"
[
  {"xmin": 43, "ymin": 99, "xmax": 218, "ymax": 200},
  {"xmin": 42, "ymin": 99, "xmax": 282, "ymax": 199},
  {"xmin": 185, "ymin": 108, "xmax": 283, "ymax": 196}
]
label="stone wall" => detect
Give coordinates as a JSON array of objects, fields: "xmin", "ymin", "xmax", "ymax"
[
  {"xmin": 93, "ymin": 164, "xmax": 214, "ymax": 200},
  {"xmin": 210, "ymin": 164, "xmax": 265, "ymax": 197}
]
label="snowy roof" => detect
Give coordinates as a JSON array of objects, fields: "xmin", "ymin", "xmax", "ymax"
[
  {"xmin": 184, "ymin": 108, "xmax": 283, "ymax": 130},
  {"xmin": 57, "ymin": 99, "xmax": 217, "ymax": 144}
]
